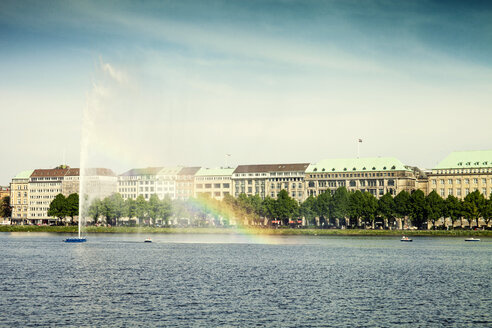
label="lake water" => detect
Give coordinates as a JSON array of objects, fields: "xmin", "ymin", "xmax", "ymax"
[{"xmin": 0, "ymin": 233, "xmax": 490, "ymax": 327}]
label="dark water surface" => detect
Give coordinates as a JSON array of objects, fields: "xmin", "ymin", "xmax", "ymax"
[{"xmin": 0, "ymin": 233, "xmax": 490, "ymax": 327}]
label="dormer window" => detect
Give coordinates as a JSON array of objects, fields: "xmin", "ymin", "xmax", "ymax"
[
  {"xmin": 322, "ymin": 168, "xmax": 325, "ymax": 171},
  {"xmin": 332, "ymin": 168, "xmax": 335, "ymax": 171},
  {"xmin": 391, "ymin": 165, "xmax": 396, "ymax": 170},
  {"xmin": 343, "ymin": 168, "xmax": 347, "ymax": 171},
  {"xmin": 383, "ymin": 166, "xmax": 387, "ymax": 170},
  {"xmin": 466, "ymin": 162, "xmax": 471, "ymax": 166},
  {"xmin": 362, "ymin": 167, "xmax": 366, "ymax": 170},
  {"xmin": 457, "ymin": 162, "xmax": 462, "ymax": 166},
  {"xmin": 372, "ymin": 167, "xmax": 376, "ymax": 170},
  {"xmin": 313, "ymin": 168, "xmax": 318, "ymax": 172},
  {"xmin": 353, "ymin": 167, "xmax": 356, "ymax": 171}
]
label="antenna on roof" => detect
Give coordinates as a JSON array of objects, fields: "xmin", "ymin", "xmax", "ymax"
[
  {"xmin": 225, "ymin": 153, "xmax": 231, "ymax": 168},
  {"xmin": 357, "ymin": 138, "xmax": 362, "ymax": 159}
]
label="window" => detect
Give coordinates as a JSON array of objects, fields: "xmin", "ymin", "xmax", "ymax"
[
  {"xmin": 214, "ymin": 184, "xmax": 221, "ymax": 188},
  {"xmin": 440, "ymin": 188, "xmax": 445, "ymax": 197},
  {"xmin": 482, "ymin": 178, "xmax": 486, "ymax": 184},
  {"xmin": 465, "ymin": 188, "xmax": 470, "ymax": 195},
  {"xmin": 448, "ymin": 179, "xmax": 453, "ymax": 184},
  {"xmin": 465, "ymin": 179, "xmax": 469, "ymax": 184},
  {"xmin": 223, "ymin": 183, "xmax": 230, "ymax": 188},
  {"xmin": 440, "ymin": 179, "xmax": 444, "ymax": 184},
  {"xmin": 432, "ymin": 180, "xmax": 436, "ymax": 186},
  {"xmin": 456, "ymin": 179, "xmax": 461, "ymax": 185},
  {"xmin": 473, "ymin": 178, "xmax": 478, "ymax": 184},
  {"xmin": 205, "ymin": 184, "xmax": 212, "ymax": 188},
  {"xmin": 448, "ymin": 188, "xmax": 453, "ymax": 196}
]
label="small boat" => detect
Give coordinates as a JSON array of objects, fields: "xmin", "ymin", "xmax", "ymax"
[
  {"xmin": 64, "ymin": 237, "xmax": 87, "ymax": 243},
  {"xmin": 144, "ymin": 238, "xmax": 152, "ymax": 243},
  {"xmin": 400, "ymin": 236, "xmax": 412, "ymax": 242},
  {"xmin": 465, "ymin": 238, "xmax": 480, "ymax": 242}
]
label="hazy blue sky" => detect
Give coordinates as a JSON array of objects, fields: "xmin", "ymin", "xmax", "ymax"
[{"xmin": 1, "ymin": 0, "xmax": 491, "ymax": 184}]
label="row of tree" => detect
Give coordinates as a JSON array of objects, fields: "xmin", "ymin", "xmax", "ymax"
[{"xmin": 80, "ymin": 188, "xmax": 492, "ymax": 229}]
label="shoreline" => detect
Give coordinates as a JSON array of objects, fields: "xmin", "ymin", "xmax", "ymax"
[{"xmin": 1, "ymin": 225, "xmax": 491, "ymax": 237}]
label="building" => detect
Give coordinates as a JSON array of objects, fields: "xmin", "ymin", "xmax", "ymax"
[
  {"xmin": 305, "ymin": 157, "xmax": 418, "ymax": 198},
  {"xmin": 176, "ymin": 167, "xmax": 201, "ymax": 200},
  {"xmin": 29, "ymin": 166, "xmax": 70, "ymax": 224},
  {"xmin": 194, "ymin": 167, "xmax": 235, "ymax": 200},
  {"xmin": 232, "ymin": 163, "xmax": 310, "ymax": 202},
  {"xmin": 10, "ymin": 170, "xmax": 33, "ymax": 224},
  {"xmin": 0, "ymin": 186, "xmax": 10, "ymax": 200},
  {"xmin": 26, "ymin": 165, "xmax": 117, "ymax": 224},
  {"xmin": 426, "ymin": 150, "xmax": 492, "ymax": 199},
  {"xmin": 118, "ymin": 167, "xmax": 183, "ymax": 200}
]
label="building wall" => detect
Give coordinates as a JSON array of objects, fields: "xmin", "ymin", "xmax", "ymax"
[
  {"xmin": 305, "ymin": 170, "xmax": 417, "ymax": 198},
  {"xmin": 195, "ymin": 175, "xmax": 232, "ymax": 200},
  {"xmin": 10, "ymin": 181, "xmax": 28, "ymax": 222},
  {"xmin": 29, "ymin": 176, "xmax": 64, "ymax": 223},
  {"xmin": 427, "ymin": 172, "xmax": 492, "ymax": 199}
]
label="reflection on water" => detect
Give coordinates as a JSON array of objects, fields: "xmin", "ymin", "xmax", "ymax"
[{"xmin": 1, "ymin": 233, "xmax": 491, "ymax": 327}]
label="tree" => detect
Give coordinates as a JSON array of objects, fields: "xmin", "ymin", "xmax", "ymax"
[
  {"xmin": 88, "ymin": 198, "xmax": 103, "ymax": 225},
  {"xmin": 394, "ymin": 190, "xmax": 411, "ymax": 226},
  {"xmin": 66, "ymin": 193, "xmax": 79, "ymax": 225},
  {"xmin": 316, "ymin": 191, "xmax": 332, "ymax": 226},
  {"xmin": 361, "ymin": 192, "xmax": 378, "ymax": 229},
  {"xmin": 275, "ymin": 190, "xmax": 298, "ymax": 224},
  {"xmin": 126, "ymin": 198, "xmax": 137, "ymax": 221},
  {"xmin": 409, "ymin": 190, "xmax": 426, "ymax": 229},
  {"xmin": 148, "ymin": 194, "xmax": 161, "ymax": 226},
  {"xmin": 330, "ymin": 187, "xmax": 349, "ymax": 225},
  {"xmin": 260, "ymin": 196, "xmax": 276, "ymax": 221},
  {"xmin": 378, "ymin": 192, "xmax": 396, "ymax": 229},
  {"xmin": 463, "ymin": 191, "xmax": 485, "ymax": 229},
  {"xmin": 299, "ymin": 196, "xmax": 317, "ymax": 226},
  {"xmin": 159, "ymin": 197, "xmax": 173, "ymax": 226},
  {"xmin": 48, "ymin": 194, "xmax": 68, "ymax": 225},
  {"xmin": 347, "ymin": 190, "xmax": 364, "ymax": 228},
  {"xmin": 135, "ymin": 195, "xmax": 148, "ymax": 226},
  {"xmin": 425, "ymin": 191, "xmax": 444, "ymax": 229},
  {"xmin": 482, "ymin": 193, "xmax": 492, "ymax": 228},
  {"xmin": 0, "ymin": 196, "xmax": 11, "ymax": 219},
  {"xmin": 443, "ymin": 195, "xmax": 462, "ymax": 229}
]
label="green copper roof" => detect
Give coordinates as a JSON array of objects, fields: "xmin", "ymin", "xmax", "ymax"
[
  {"xmin": 307, "ymin": 157, "xmax": 410, "ymax": 173},
  {"xmin": 195, "ymin": 167, "xmax": 235, "ymax": 176},
  {"xmin": 434, "ymin": 150, "xmax": 492, "ymax": 169},
  {"xmin": 13, "ymin": 170, "xmax": 34, "ymax": 179}
]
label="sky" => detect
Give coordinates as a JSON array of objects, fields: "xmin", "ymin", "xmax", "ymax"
[{"xmin": 1, "ymin": 0, "xmax": 491, "ymax": 185}]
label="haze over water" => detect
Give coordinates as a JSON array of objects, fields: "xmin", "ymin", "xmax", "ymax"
[{"xmin": 1, "ymin": 233, "xmax": 491, "ymax": 327}]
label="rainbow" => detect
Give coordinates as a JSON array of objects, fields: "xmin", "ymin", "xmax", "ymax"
[{"xmin": 189, "ymin": 195, "xmax": 283, "ymax": 245}]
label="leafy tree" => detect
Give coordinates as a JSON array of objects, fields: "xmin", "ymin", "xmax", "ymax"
[
  {"xmin": 88, "ymin": 198, "xmax": 103, "ymax": 225},
  {"xmin": 330, "ymin": 187, "xmax": 349, "ymax": 224},
  {"xmin": 443, "ymin": 195, "xmax": 462, "ymax": 229},
  {"xmin": 425, "ymin": 191, "xmax": 444, "ymax": 229},
  {"xmin": 159, "ymin": 197, "xmax": 173, "ymax": 226},
  {"xmin": 316, "ymin": 191, "xmax": 332, "ymax": 226},
  {"xmin": 299, "ymin": 196, "xmax": 317, "ymax": 226},
  {"xmin": 482, "ymin": 193, "xmax": 492, "ymax": 228},
  {"xmin": 48, "ymin": 194, "xmax": 68, "ymax": 225},
  {"xmin": 378, "ymin": 192, "xmax": 396, "ymax": 229},
  {"xmin": 0, "ymin": 196, "xmax": 11, "ymax": 218},
  {"xmin": 394, "ymin": 190, "xmax": 411, "ymax": 223},
  {"xmin": 260, "ymin": 196, "xmax": 276, "ymax": 221},
  {"xmin": 361, "ymin": 192, "xmax": 378, "ymax": 229},
  {"xmin": 409, "ymin": 190, "xmax": 426, "ymax": 229},
  {"xmin": 463, "ymin": 190, "xmax": 485, "ymax": 229},
  {"xmin": 66, "ymin": 193, "xmax": 79, "ymax": 225},
  {"xmin": 347, "ymin": 190, "xmax": 364, "ymax": 228},
  {"xmin": 275, "ymin": 190, "xmax": 298, "ymax": 224},
  {"xmin": 148, "ymin": 194, "xmax": 161, "ymax": 226},
  {"xmin": 126, "ymin": 198, "xmax": 137, "ymax": 220},
  {"xmin": 135, "ymin": 195, "xmax": 148, "ymax": 225}
]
